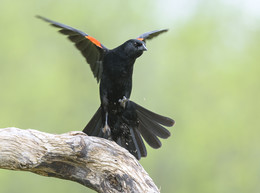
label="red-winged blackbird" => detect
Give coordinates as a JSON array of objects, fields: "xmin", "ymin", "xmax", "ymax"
[{"xmin": 37, "ymin": 16, "xmax": 175, "ymax": 160}]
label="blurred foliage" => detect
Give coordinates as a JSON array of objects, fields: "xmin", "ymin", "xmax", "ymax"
[{"xmin": 0, "ymin": 0, "xmax": 260, "ymax": 193}]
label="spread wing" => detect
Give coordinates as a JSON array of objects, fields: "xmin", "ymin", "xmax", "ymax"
[
  {"xmin": 37, "ymin": 15, "xmax": 108, "ymax": 82},
  {"xmin": 137, "ymin": 29, "xmax": 168, "ymax": 42}
]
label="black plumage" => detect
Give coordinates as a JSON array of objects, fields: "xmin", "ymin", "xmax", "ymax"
[{"xmin": 37, "ymin": 16, "xmax": 174, "ymax": 160}]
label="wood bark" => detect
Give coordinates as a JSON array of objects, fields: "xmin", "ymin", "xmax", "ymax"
[{"xmin": 0, "ymin": 127, "xmax": 159, "ymax": 193}]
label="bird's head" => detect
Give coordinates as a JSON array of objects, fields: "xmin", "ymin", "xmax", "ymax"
[{"xmin": 121, "ymin": 39, "xmax": 147, "ymax": 58}]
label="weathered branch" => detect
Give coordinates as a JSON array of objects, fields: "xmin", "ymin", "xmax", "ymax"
[{"xmin": 0, "ymin": 127, "xmax": 159, "ymax": 193}]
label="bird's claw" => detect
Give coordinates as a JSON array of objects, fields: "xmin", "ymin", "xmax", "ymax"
[
  {"xmin": 119, "ymin": 96, "xmax": 129, "ymax": 108},
  {"xmin": 102, "ymin": 123, "xmax": 111, "ymax": 139}
]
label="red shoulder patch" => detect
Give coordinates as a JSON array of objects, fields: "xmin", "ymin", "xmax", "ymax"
[
  {"xmin": 137, "ymin": 38, "xmax": 144, "ymax": 41},
  {"xmin": 85, "ymin": 35, "xmax": 102, "ymax": 48}
]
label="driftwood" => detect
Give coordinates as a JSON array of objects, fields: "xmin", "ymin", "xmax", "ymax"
[{"xmin": 0, "ymin": 127, "xmax": 159, "ymax": 193}]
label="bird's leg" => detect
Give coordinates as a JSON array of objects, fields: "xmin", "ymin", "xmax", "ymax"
[
  {"xmin": 119, "ymin": 96, "xmax": 129, "ymax": 108},
  {"xmin": 102, "ymin": 112, "xmax": 111, "ymax": 139},
  {"xmin": 101, "ymin": 94, "xmax": 111, "ymax": 139}
]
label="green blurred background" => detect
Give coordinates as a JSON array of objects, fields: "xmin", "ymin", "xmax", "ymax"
[{"xmin": 0, "ymin": 0, "xmax": 259, "ymax": 192}]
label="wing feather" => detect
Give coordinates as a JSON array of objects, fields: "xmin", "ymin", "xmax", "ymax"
[
  {"xmin": 37, "ymin": 15, "xmax": 107, "ymax": 82},
  {"xmin": 137, "ymin": 29, "xmax": 168, "ymax": 42}
]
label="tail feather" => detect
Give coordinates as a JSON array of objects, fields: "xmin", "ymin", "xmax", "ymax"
[
  {"xmin": 135, "ymin": 102, "xmax": 174, "ymax": 127},
  {"xmin": 96, "ymin": 125, "xmax": 104, "ymax": 138},
  {"xmin": 126, "ymin": 127, "xmax": 141, "ymax": 160},
  {"xmin": 133, "ymin": 128, "xmax": 147, "ymax": 157},
  {"xmin": 117, "ymin": 133, "xmax": 140, "ymax": 159},
  {"xmin": 137, "ymin": 111, "xmax": 171, "ymax": 139},
  {"xmin": 83, "ymin": 107, "xmax": 103, "ymax": 136},
  {"xmin": 115, "ymin": 130, "xmax": 145, "ymax": 160},
  {"xmin": 82, "ymin": 101, "xmax": 174, "ymax": 160},
  {"xmin": 138, "ymin": 121, "xmax": 162, "ymax": 149},
  {"xmin": 117, "ymin": 126, "xmax": 145, "ymax": 160}
]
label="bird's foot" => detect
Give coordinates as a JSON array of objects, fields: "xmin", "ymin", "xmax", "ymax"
[
  {"xmin": 119, "ymin": 96, "xmax": 129, "ymax": 108},
  {"xmin": 102, "ymin": 123, "xmax": 111, "ymax": 139}
]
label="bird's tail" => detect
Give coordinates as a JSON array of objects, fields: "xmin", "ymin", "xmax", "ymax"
[
  {"xmin": 82, "ymin": 105, "xmax": 147, "ymax": 159},
  {"xmin": 82, "ymin": 106, "xmax": 105, "ymax": 138},
  {"xmin": 133, "ymin": 101, "xmax": 174, "ymax": 149},
  {"xmin": 82, "ymin": 102, "xmax": 174, "ymax": 160},
  {"xmin": 116, "ymin": 125, "xmax": 147, "ymax": 160}
]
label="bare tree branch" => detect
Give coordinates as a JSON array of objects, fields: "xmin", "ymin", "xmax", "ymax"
[{"xmin": 0, "ymin": 127, "xmax": 159, "ymax": 193}]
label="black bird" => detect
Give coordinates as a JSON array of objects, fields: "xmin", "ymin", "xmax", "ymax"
[{"xmin": 37, "ymin": 16, "xmax": 175, "ymax": 160}]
